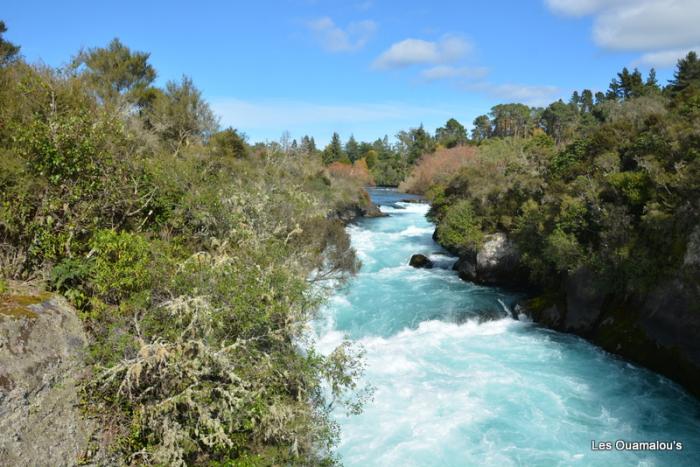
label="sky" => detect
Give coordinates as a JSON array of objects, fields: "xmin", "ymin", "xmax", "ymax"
[{"xmin": 4, "ymin": 0, "xmax": 700, "ymax": 145}]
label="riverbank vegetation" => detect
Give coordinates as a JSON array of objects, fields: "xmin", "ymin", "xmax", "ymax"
[
  {"xmin": 421, "ymin": 57, "xmax": 699, "ymax": 298},
  {"xmin": 0, "ymin": 25, "xmax": 374, "ymax": 465}
]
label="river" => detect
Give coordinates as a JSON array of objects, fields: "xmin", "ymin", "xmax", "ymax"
[{"xmin": 314, "ymin": 188, "xmax": 700, "ymax": 466}]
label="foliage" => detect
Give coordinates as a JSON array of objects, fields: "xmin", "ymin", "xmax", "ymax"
[
  {"xmin": 434, "ymin": 200, "xmax": 483, "ymax": 255},
  {"xmin": 425, "ymin": 52, "xmax": 700, "ymax": 301},
  {"xmin": 146, "ymin": 75, "xmax": 218, "ymax": 153},
  {"xmin": 399, "ymin": 145, "xmax": 476, "ymax": 194},
  {"xmin": 322, "ymin": 132, "xmax": 346, "ymax": 165},
  {"xmin": 435, "ymin": 118, "xmax": 468, "ymax": 148},
  {"xmin": 0, "ymin": 32, "xmax": 373, "ymax": 465},
  {"xmin": 210, "ymin": 127, "xmax": 248, "ymax": 159},
  {"xmin": 71, "ymin": 38, "xmax": 157, "ymax": 108},
  {"xmin": 0, "ymin": 20, "xmax": 20, "ymax": 66},
  {"xmin": 327, "ymin": 159, "xmax": 374, "ymax": 186}
]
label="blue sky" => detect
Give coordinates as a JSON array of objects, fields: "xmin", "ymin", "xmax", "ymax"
[{"xmin": 4, "ymin": 0, "xmax": 699, "ymax": 145}]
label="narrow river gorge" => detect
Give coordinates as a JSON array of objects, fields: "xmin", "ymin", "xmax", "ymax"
[{"xmin": 315, "ymin": 188, "xmax": 700, "ymax": 466}]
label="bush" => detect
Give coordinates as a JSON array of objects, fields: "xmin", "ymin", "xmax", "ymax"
[
  {"xmin": 435, "ymin": 200, "xmax": 483, "ymax": 254},
  {"xmin": 399, "ymin": 145, "xmax": 476, "ymax": 194},
  {"xmin": 90, "ymin": 230, "xmax": 152, "ymax": 305}
]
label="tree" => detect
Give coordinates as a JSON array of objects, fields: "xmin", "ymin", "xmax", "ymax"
[
  {"xmin": 345, "ymin": 135, "xmax": 360, "ymax": 162},
  {"xmin": 436, "ymin": 118, "xmax": 468, "ymax": 148},
  {"xmin": 581, "ymin": 89, "xmax": 594, "ymax": 113},
  {"xmin": 569, "ymin": 91, "xmax": 581, "ymax": 111},
  {"xmin": 0, "ymin": 20, "xmax": 20, "ymax": 66},
  {"xmin": 364, "ymin": 149, "xmax": 378, "ymax": 169},
  {"xmin": 397, "ymin": 125, "xmax": 436, "ymax": 164},
  {"xmin": 471, "ymin": 115, "xmax": 492, "ymax": 142},
  {"xmin": 540, "ymin": 100, "xmax": 578, "ymax": 145},
  {"xmin": 322, "ymin": 132, "xmax": 344, "ymax": 165},
  {"xmin": 300, "ymin": 135, "xmax": 317, "ymax": 155},
  {"xmin": 210, "ymin": 127, "xmax": 247, "ymax": 159},
  {"xmin": 668, "ymin": 51, "xmax": 700, "ymax": 97},
  {"xmin": 72, "ymin": 38, "xmax": 156, "ymax": 108},
  {"xmin": 147, "ymin": 75, "xmax": 218, "ymax": 153},
  {"xmin": 607, "ymin": 67, "xmax": 647, "ymax": 100},
  {"xmin": 490, "ymin": 103, "xmax": 533, "ymax": 138}
]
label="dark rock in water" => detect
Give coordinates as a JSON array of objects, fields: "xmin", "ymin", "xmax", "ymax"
[
  {"xmin": 364, "ymin": 203, "xmax": 387, "ymax": 218},
  {"xmin": 409, "ymin": 254, "xmax": 433, "ymax": 269},
  {"xmin": 330, "ymin": 202, "xmax": 386, "ymax": 223},
  {"xmin": 452, "ymin": 255, "xmax": 476, "ymax": 281},
  {"xmin": 399, "ymin": 198, "xmax": 426, "ymax": 204}
]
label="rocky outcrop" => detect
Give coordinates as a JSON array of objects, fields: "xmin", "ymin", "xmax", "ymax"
[
  {"xmin": 522, "ymin": 267, "xmax": 700, "ymax": 399},
  {"xmin": 450, "ymin": 233, "xmax": 528, "ymax": 287},
  {"xmin": 409, "ymin": 254, "xmax": 433, "ymax": 269},
  {"xmin": 452, "ymin": 253, "xmax": 476, "ymax": 281},
  {"xmin": 330, "ymin": 198, "xmax": 385, "ymax": 223},
  {"xmin": 0, "ymin": 292, "xmax": 95, "ymax": 466}
]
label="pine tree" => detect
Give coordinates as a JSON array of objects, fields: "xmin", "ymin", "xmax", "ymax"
[
  {"xmin": 345, "ymin": 135, "xmax": 360, "ymax": 162},
  {"xmin": 668, "ymin": 51, "xmax": 700, "ymax": 97},
  {"xmin": 0, "ymin": 20, "xmax": 20, "ymax": 66},
  {"xmin": 322, "ymin": 132, "xmax": 344, "ymax": 165}
]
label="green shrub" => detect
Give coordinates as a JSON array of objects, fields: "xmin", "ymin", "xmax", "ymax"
[
  {"xmin": 436, "ymin": 200, "xmax": 483, "ymax": 254},
  {"xmin": 90, "ymin": 229, "xmax": 152, "ymax": 304},
  {"xmin": 606, "ymin": 171, "xmax": 650, "ymax": 207},
  {"xmin": 50, "ymin": 257, "xmax": 92, "ymax": 310}
]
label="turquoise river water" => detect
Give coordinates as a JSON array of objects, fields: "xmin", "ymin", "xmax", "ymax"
[{"xmin": 313, "ymin": 188, "xmax": 700, "ymax": 466}]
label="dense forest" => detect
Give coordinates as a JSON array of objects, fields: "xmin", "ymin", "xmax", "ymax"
[
  {"xmin": 415, "ymin": 55, "xmax": 699, "ymax": 296},
  {"xmin": 0, "ymin": 23, "xmax": 378, "ymax": 465}
]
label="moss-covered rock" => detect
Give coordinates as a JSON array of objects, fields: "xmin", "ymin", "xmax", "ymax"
[{"xmin": 0, "ymin": 291, "xmax": 95, "ymax": 466}]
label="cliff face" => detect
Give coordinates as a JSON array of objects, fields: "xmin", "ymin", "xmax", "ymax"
[
  {"xmin": 0, "ymin": 291, "xmax": 95, "ymax": 466},
  {"xmin": 442, "ymin": 228, "xmax": 700, "ymax": 399},
  {"xmin": 525, "ymin": 268, "xmax": 700, "ymax": 398}
]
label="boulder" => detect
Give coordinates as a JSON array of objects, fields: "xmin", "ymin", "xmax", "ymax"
[
  {"xmin": 452, "ymin": 254, "xmax": 476, "ymax": 281},
  {"xmin": 475, "ymin": 233, "xmax": 522, "ymax": 285},
  {"xmin": 409, "ymin": 254, "xmax": 433, "ymax": 269},
  {"xmin": 0, "ymin": 291, "xmax": 96, "ymax": 466},
  {"xmin": 330, "ymin": 202, "xmax": 386, "ymax": 223}
]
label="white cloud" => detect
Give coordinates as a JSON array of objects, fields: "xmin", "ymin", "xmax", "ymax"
[
  {"xmin": 464, "ymin": 83, "xmax": 561, "ymax": 107},
  {"xmin": 372, "ymin": 35, "xmax": 472, "ymax": 70},
  {"xmin": 420, "ymin": 65, "xmax": 489, "ymax": 81},
  {"xmin": 545, "ymin": 0, "xmax": 634, "ymax": 16},
  {"xmin": 545, "ymin": 0, "xmax": 700, "ymax": 67},
  {"xmin": 307, "ymin": 17, "xmax": 377, "ymax": 52},
  {"xmin": 635, "ymin": 46, "xmax": 700, "ymax": 67},
  {"xmin": 593, "ymin": 1, "xmax": 700, "ymax": 51}
]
